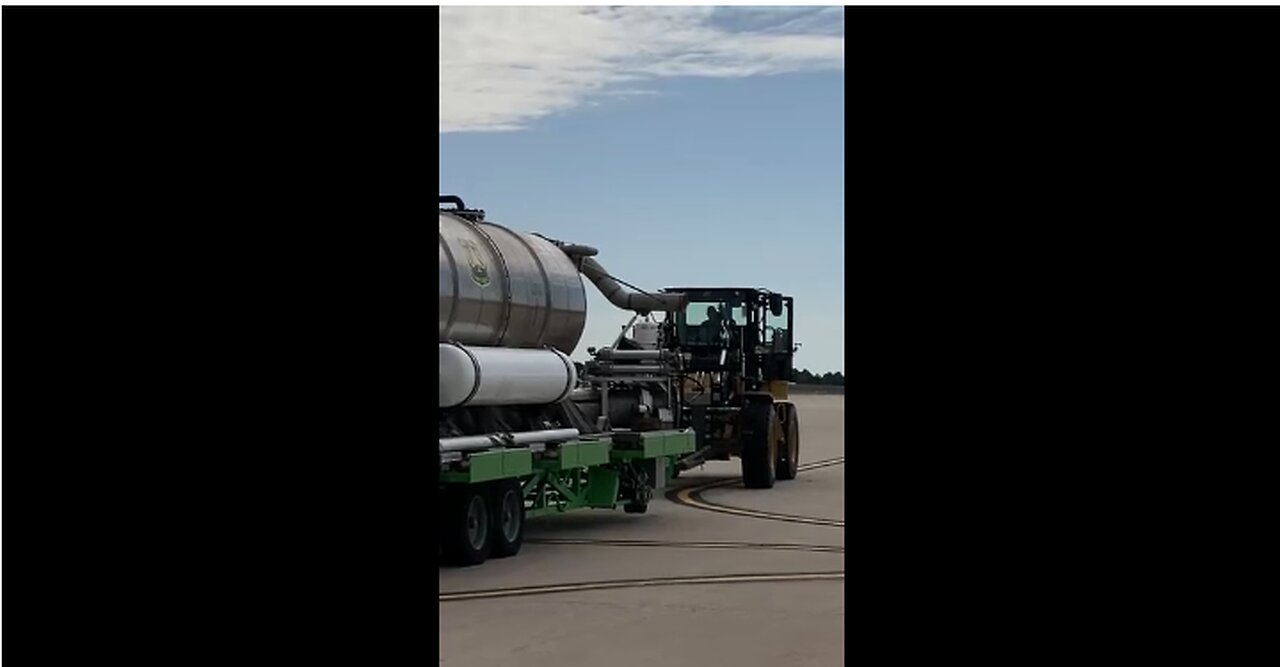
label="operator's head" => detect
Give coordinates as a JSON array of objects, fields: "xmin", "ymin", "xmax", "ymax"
[{"xmin": 706, "ymin": 305, "xmax": 720, "ymax": 321}]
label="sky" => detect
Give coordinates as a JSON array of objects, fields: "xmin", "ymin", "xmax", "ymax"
[{"xmin": 440, "ymin": 6, "xmax": 845, "ymax": 374}]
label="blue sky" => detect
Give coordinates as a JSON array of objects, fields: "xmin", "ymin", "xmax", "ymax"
[{"xmin": 440, "ymin": 7, "xmax": 844, "ymax": 373}]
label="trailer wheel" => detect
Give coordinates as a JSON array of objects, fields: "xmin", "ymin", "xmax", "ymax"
[
  {"xmin": 441, "ymin": 486, "xmax": 490, "ymax": 567},
  {"xmin": 740, "ymin": 399, "xmax": 778, "ymax": 489},
  {"xmin": 776, "ymin": 403, "xmax": 800, "ymax": 481},
  {"xmin": 489, "ymin": 479, "xmax": 525, "ymax": 559}
]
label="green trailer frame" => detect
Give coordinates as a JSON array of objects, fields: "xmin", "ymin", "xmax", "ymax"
[{"xmin": 438, "ymin": 429, "xmax": 696, "ymax": 566}]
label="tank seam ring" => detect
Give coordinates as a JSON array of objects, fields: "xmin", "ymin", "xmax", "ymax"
[
  {"xmin": 549, "ymin": 346, "xmax": 575, "ymax": 404},
  {"xmin": 513, "ymin": 232, "xmax": 556, "ymax": 348},
  {"xmin": 449, "ymin": 341, "xmax": 483, "ymax": 407},
  {"xmin": 439, "ymin": 223, "xmax": 462, "ymax": 340},
  {"xmin": 474, "ymin": 222, "xmax": 514, "ymax": 345}
]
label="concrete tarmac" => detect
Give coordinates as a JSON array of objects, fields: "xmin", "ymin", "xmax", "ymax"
[{"xmin": 440, "ymin": 394, "xmax": 845, "ymax": 667}]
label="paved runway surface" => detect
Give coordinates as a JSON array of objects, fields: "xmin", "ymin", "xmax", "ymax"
[{"xmin": 440, "ymin": 394, "xmax": 845, "ymax": 667}]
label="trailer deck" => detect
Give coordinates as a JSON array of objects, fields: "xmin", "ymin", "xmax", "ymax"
[{"xmin": 439, "ymin": 429, "xmax": 696, "ymax": 565}]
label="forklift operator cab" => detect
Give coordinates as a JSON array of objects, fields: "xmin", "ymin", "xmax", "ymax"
[
  {"xmin": 666, "ymin": 288, "xmax": 796, "ymax": 389},
  {"xmin": 678, "ymin": 302, "xmax": 729, "ymax": 372}
]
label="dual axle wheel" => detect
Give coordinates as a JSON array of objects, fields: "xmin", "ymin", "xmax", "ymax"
[{"xmin": 440, "ymin": 479, "xmax": 525, "ymax": 567}]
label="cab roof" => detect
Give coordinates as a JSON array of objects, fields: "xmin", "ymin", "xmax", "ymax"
[{"xmin": 662, "ymin": 287, "xmax": 789, "ymax": 298}]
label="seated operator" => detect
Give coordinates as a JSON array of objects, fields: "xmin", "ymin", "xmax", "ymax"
[{"xmin": 700, "ymin": 305, "xmax": 724, "ymax": 344}]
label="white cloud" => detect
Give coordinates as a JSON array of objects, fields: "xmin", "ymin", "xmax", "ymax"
[{"xmin": 440, "ymin": 7, "xmax": 844, "ymax": 133}]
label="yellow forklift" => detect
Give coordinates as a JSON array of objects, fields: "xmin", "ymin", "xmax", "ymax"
[{"xmin": 662, "ymin": 287, "xmax": 800, "ymax": 489}]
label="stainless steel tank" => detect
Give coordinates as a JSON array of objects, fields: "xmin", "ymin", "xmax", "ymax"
[{"xmin": 439, "ymin": 212, "xmax": 588, "ymax": 353}]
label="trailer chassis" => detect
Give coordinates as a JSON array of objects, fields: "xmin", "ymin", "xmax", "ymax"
[{"xmin": 439, "ymin": 429, "xmax": 695, "ymax": 566}]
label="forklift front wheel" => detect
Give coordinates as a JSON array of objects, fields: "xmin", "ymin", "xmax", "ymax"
[{"xmin": 740, "ymin": 399, "xmax": 778, "ymax": 489}]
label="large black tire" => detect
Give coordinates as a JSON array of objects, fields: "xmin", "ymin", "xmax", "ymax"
[
  {"xmin": 441, "ymin": 486, "xmax": 491, "ymax": 567},
  {"xmin": 489, "ymin": 479, "xmax": 525, "ymax": 559},
  {"xmin": 776, "ymin": 402, "xmax": 800, "ymax": 481},
  {"xmin": 740, "ymin": 399, "xmax": 778, "ymax": 489}
]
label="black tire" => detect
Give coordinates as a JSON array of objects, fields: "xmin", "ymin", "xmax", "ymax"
[
  {"xmin": 776, "ymin": 403, "xmax": 800, "ymax": 481},
  {"xmin": 740, "ymin": 399, "xmax": 778, "ymax": 489},
  {"xmin": 623, "ymin": 500, "xmax": 649, "ymax": 514},
  {"xmin": 441, "ymin": 486, "xmax": 491, "ymax": 567},
  {"xmin": 489, "ymin": 479, "xmax": 525, "ymax": 559}
]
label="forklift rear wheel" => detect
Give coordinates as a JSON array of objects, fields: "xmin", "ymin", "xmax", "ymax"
[
  {"xmin": 741, "ymin": 400, "xmax": 778, "ymax": 489},
  {"xmin": 441, "ymin": 486, "xmax": 491, "ymax": 566},
  {"xmin": 489, "ymin": 479, "xmax": 525, "ymax": 559},
  {"xmin": 776, "ymin": 403, "xmax": 800, "ymax": 481}
]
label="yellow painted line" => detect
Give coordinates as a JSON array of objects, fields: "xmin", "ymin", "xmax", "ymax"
[
  {"xmin": 670, "ymin": 457, "xmax": 846, "ymax": 527},
  {"xmin": 440, "ymin": 571, "xmax": 845, "ymax": 602},
  {"xmin": 798, "ymin": 456, "xmax": 845, "ymax": 471},
  {"xmin": 672, "ymin": 488, "xmax": 845, "ymax": 527}
]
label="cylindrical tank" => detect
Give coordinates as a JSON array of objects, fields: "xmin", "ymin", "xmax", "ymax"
[
  {"xmin": 440, "ymin": 212, "xmax": 587, "ymax": 353},
  {"xmin": 439, "ymin": 343, "xmax": 578, "ymax": 408}
]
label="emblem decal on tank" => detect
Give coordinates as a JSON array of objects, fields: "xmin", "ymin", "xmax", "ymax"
[{"xmin": 459, "ymin": 239, "xmax": 491, "ymax": 287}]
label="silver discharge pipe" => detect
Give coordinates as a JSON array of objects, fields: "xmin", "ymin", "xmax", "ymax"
[
  {"xmin": 439, "ymin": 428, "xmax": 581, "ymax": 453},
  {"xmin": 578, "ymin": 257, "xmax": 688, "ymax": 315}
]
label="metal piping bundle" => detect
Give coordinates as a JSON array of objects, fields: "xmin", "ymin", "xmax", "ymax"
[{"xmin": 439, "ymin": 428, "xmax": 580, "ymax": 453}]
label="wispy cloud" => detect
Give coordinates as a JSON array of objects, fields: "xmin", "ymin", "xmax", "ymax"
[{"xmin": 440, "ymin": 7, "xmax": 844, "ymax": 133}]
